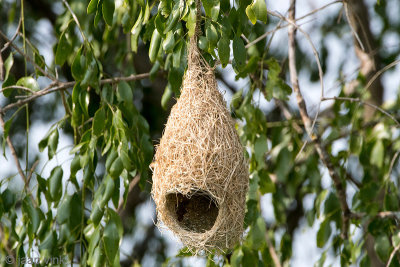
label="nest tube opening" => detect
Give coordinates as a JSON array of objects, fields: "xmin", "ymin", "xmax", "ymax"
[{"xmin": 165, "ymin": 190, "xmax": 219, "ymax": 233}]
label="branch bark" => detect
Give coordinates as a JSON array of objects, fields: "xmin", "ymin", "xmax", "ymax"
[
  {"xmin": 0, "ymin": 113, "xmax": 27, "ymax": 185},
  {"xmin": 344, "ymin": 0, "xmax": 384, "ymax": 120},
  {"xmin": 0, "ymin": 73, "xmax": 150, "ymax": 113},
  {"xmin": 287, "ymin": 0, "xmax": 351, "ymax": 240}
]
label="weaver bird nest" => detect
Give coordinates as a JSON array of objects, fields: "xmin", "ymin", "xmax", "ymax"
[{"xmin": 151, "ymin": 40, "xmax": 249, "ymax": 253}]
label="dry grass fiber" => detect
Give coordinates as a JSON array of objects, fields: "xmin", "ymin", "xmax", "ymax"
[{"xmin": 151, "ymin": 36, "xmax": 249, "ymax": 253}]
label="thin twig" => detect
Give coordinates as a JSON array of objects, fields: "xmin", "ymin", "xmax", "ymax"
[
  {"xmin": 269, "ymin": 10, "xmax": 325, "ymax": 137},
  {"xmin": 0, "ymin": 30, "xmax": 56, "ymax": 81},
  {"xmin": 0, "ymin": 113, "xmax": 27, "ymax": 185},
  {"xmin": 296, "ymin": 0, "xmax": 343, "ymax": 21},
  {"xmin": 287, "ymin": 0, "xmax": 351, "ymax": 240},
  {"xmin": 265, "ymin": 231, "xmax": 282, "ymax": 267},
  {"xmin": 0, "ymin": 85, "xmax": 36, "ymax": 94},
  {"xmin": 26, "ymin": 159, "xmax": 40, "ymax": 186},
  {"xmin": 321, "ymin": 96, "xmax": 400, "ymax": 127},
  {"xmin": 365, "ymin": 59, "xmax": 400, "ymax": 92},
  {"xmin": 62, "ymin": 0, "xmax": 88, "ymax": 43},
  {"xmin": 117, "ymin": 175, "xmax": 140, "ymax": 213},
  {"xmin": 0, "ymin": 73, "xmax": 150, "ymax": 113},
  {"xmin": 343, "ymin": 1, "xmax": 365, "ymax": 51},
  {"xmin": 245, "ymin": 0, "xmax": 343, "ymax": 49},
  {"xmin": 1, "ymin": 16, "xmax": 22, "ymax": 53},
  {"xmin": 386, "ymin": 243, "xmax": 400, "ymax": 267},
  {"xmin": 0, "ymin": 51, "xmax": 3, "ymax": 81}
]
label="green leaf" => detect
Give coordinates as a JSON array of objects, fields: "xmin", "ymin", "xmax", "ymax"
[
  {"xmin": 93, "ymin": 107, "xmax": 106, "ymax": 136},
  {"xmin": 49, "ymin": 166, "xmax": 63, "ymax": 203},
  {"xmin": 265, "ymin": 58, "xmax": 292, "ymax": 100},
  {"xmin": 109, "ymin": 157, "xmax": 123, "ymax": 179},
  {"xmin": 198, "ymin": 36, "xmax": 209, "ymax": 51},
  {"xmin": 22, "ymin": 197, "xmax": 43, "ymax": 238},
  {"xmin": 39, "ymin": 231, "xmax": 56, "ymax": 255},
  {"xmin": 206, "ymin": 23, "xmax": 218, "ymax": 45},
  {"xmin": 72, "ymin": 47, "xmax": 85, "ymax": 81},
  {"xmin": 102, "ymin": 0, "xmax": 115, "ymax": 26},
  {"xmin": 57, "ymin": 195, "xmax": 72, "ymax": 224},
  {"xmin": 103, "ymin": 219, "xmax": 119, "ymax": 264},
  {"xmin": 117, "ymin": 81, "xmax": 133, "ymax": 102},
  {"xmin": 245, "ymin": 5, "xmax": 257, "ymax": 24},
  {"xmin": 149, "ymin": 29, "xmax": 162, "ymax": 63},
  {"xmin": 392, "ymin": 231, "xmax": 400, "ymax": 247},
  {"xmin": 1, "ymin": 189, "xmax": 16, "ymax": 211},
  {"xmin": 248, "ymin": 172, "xmax": 259, "ymax": 201},
  {"xmin": 48, "ymin": 128, "xmax": 59, "ymax": 160},
  {"xmin": 100, "ymin": 176, "xmax": 115, "ymax": 206},
  {"xmin": 161, "ymin": 84, "xmax": 173, "ymax": 110},
  {"xmin": 218, "ymin": 36, "xmax": 230, "ymax": 67},
  {"xmin": 162, "ymin": 31, "xmax": 175, "ymax": 53},
  {"xmin": 16, "ymin": 76, "xmax": 39, "ymax": 91},
  {"xmin": 259, "ymin": 170, "xmax": 275, "ymax": 194},
  {"xmin": 316, "ymin": 218, "xmax": 331, "ymax": 248},
  {"xmin": 4, "ymin": 53, "xmax": 13, "ymax": 81},
  {"xmin": 247, "ymin": 0, "xmax": 267, "ymax": 23},
  {"xmin": 202, "ymin": 0, "xmax": 220, "ymax": 21},
  {"xmin": 55, "ymin": 31, "xmax": 72, "ymax": 66},
  {"xmin": 164, "ymin": 7, "xmax": 180, "ymax": 34},
  {"xmin": 92, "ymin": 246, "xmax": 105, "ymax": 267},
  {"xmin": 94, "ymin": 0, "xmax": 103, "ymax": 26},
  {"xmin": 187, "ymin": 4, "xmax": 196, "ymax": 37},
  {"xmin": 254, "ymin": 134, "xmax": 268, "ymax": 164},
  {"xmin": 131, "ymin": 9, "xmax": 143, "ymax": 53},
  {"xmin": 34, "ymin": 52, "xmax": 46, "ymax": 77},
  {"xmin": 374, "ymin": 234, "xmax": 391, "ymax": 262},
  {"xmin": 168, "ymin": 67, "xmax": 184, "ymax": 95},
  {"xmin": 108, "ymin": 209, "xmax": 123, "ymax": 238},
  {"xmin": 370, "ymin": 140, "xmax": 384, "ymax": 168},
  {"xmin": 87, "ymin": 0, "xmax": 98, "ymax": 14},
  {"xmin": 247, "ymin": 216, "xmax": 266, "ymax": 249},
  {"xmin": 90, "ymin": 203, "xmax": 104, "ymax": 226},
  {"xmin": 81, "ymin": 58, "xmax": 99, "ymax": 89},
  {"xmin": 233, "ymin": 35, "xmax": 246, "ymax": 70},
  {"xmin": 231, "ymin": 247, "xmax": 244, "ymax": 267}
]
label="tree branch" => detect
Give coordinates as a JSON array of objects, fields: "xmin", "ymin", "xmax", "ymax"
[
  {"xmin": 344, "ymin": 0, "xmax": 384, "ymax": 120},
  {"xmin": 0, "ymin": 113, "xmax": 27, "ymax": 185},
  {"xmin": 287, "ymin": 0, "xmax": 351, "ymax": 240},
  {"xmin": 0, "ymin": 73, "xmax": 150, "ymax": 113},
  {"xmin": 0, "ymin": 30, "xmax": 56, "ymax": 81},
  {"xmin": 321, "ymin": 96, "xmax": 400, "ymax": 127},
  {"xmin": 265, "ymin": 231, "xmax": 282, "ymax": 267}
]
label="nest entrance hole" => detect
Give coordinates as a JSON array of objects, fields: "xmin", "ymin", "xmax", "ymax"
[{"xmin": 166, "ymin": 191, "xmax": 219, "ymax": 233}]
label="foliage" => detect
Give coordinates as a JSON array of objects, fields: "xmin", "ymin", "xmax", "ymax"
[{"xmin": 1, "ymin": 0, "xmax": 400, "ymax": 266}]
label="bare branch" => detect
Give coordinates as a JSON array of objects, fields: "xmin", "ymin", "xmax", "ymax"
[
  {"xmin": 62, "ymin": 0, "xmax": 88, "ymax": 43},
  {"xmin": 245, "ymin": 0, "xmax": 343, "ymax": 49},
  {"xmin": 321, "ymin": 96, "xmax": 400, "ymax": 127},
  {"xmin": 0, "ymin": 113, "xmax": 27, "ymax": 185},
  {"xmin": 365, "ymin": 59, "xmax": 400, "ymax": 92},
  {"xmin": 265, "ymin": 231, "xmax": 282, "ymax": 267},
  {"xmin": 0, "ymin": 30, "xmax": 56, "ymax": 81},
  {"xmin": 117, "ymin": 175, "xmax": 140, "ymax": 213},
  {"xmin": 287, "ymin": 0, "xmax": 351, "ymax": 240},
  {"xmin": 1, "ymin": 16, "xmax": 22, "ymax": 53},
  {"xmin": 0, "ymin": 73, "xmax": 150, "ymax": 113},
  {"xmin": 387, "ymin": 243, "xmax": 400, "ymax": 267}
]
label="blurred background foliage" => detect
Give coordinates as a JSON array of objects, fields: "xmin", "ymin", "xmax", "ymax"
[{"xmin": 0, "ymin": 0, "xmax": 400, "ymax": 266}]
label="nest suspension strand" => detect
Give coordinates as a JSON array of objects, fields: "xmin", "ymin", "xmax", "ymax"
[{"xmin": 151, "ymin": 1, "xmax": 249, "ymax": 253}]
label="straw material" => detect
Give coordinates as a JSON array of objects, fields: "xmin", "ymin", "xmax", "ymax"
[{"xmin": 151, "ymin": 38, "xmax": 249, "ymax": 253}]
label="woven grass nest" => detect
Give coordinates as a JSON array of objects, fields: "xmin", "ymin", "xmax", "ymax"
[{"xmin": 151, "ymin": 37, "xmax": 249, "ymax": 253}]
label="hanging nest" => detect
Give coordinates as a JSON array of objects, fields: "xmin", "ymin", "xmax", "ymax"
[{"xmin": 151, "ymin": 21, "xmax": 249, "ymax": 253}]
